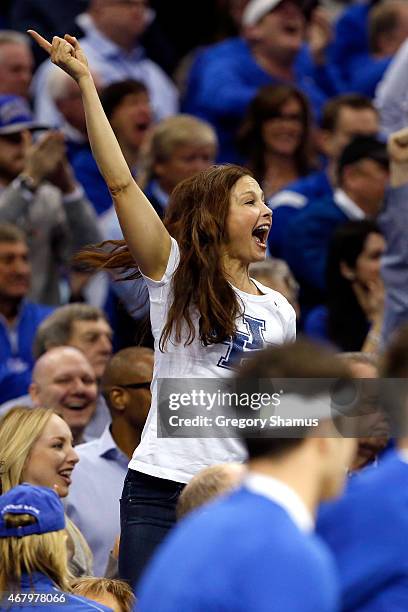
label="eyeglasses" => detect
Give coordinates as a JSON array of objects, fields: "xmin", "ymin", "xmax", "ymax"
[
  {"xmin": 267, "ymin": 112, "xmax": 304, "ymax": 123},
  {"xmin": 0, "ymin": 132, "xmax": 25, "ymax": 144},
  {"xmin": 119, "ymin": 381, "xmax": 151, "ymax": 390}
]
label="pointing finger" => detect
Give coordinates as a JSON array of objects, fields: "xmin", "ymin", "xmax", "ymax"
[{"xmin": 27, "ymin": 29, "xmax": 52, "ymax": 53}]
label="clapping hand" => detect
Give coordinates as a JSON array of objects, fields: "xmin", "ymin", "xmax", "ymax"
[{"xmin": 28, "ymin": 30, "xmax": 90, "ymax": 83}]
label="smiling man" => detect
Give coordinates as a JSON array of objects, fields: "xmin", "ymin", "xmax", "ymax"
[{"xmin": 29, "ymin": 345, "xmax": 98, "ymax": 445}]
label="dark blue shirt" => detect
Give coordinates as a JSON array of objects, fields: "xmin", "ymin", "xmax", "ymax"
[
  {"xmin": 138, "ymin": 487, "xmax": 339, "ymax": 612},
  {"xmin": 318, "ymin": 450, "xmax": 408, "ymax": 611}
]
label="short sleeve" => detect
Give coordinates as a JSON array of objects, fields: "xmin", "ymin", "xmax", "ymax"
[{"xmin": 140, "ymin": 237, "xmax": 180, "ymax": 293}]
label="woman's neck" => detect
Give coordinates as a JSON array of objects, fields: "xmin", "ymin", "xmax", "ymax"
[
  {"xmin": 223, "ymin": 258, "xmax": 262, "ymax": 295},
  {"xmin": 263, "ymin": 152, "xmax": 299, "ymax": 198}
]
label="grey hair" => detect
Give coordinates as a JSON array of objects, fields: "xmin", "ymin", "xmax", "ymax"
[
  {"xmin": 249, "ymin": 259, "xmax": 299, "ymax": 295},
  {"xmin": 0, "ymin": 30, "xmax": 30, "ymax": 49},
  {"xmin": 46, "ymin": 67, "xmax": 74, "ymax": 102},
  {"xmin": 33, "ymin": 303, "xmax": 108, "ymax": 359}
]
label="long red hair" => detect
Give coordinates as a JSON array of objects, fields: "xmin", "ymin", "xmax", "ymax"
[{"xmin": 77, "ymin": 165, "xmax": 251, "ymax": 348}]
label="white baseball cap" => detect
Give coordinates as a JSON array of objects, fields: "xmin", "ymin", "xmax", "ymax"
[{"xmin": 242, "ymin": 0, "xmax": 283, "ymax": 26}]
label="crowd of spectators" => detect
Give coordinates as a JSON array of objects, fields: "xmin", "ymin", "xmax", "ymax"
[{"xmin": 1, "ymin": 0, "xmax": 408, "ymax": 610}]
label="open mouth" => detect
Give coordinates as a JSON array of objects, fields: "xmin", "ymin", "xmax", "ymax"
[
  {"xmin": 252, "ymin": 224, "xmax": 270, "ymax": 248},
  {"xmin": 63, "ymin": 401, "xmax": 90, "ymax": 411},
  {"xmin": 58, "ymin": 469, "xmax": 73, "ymax": 486}
]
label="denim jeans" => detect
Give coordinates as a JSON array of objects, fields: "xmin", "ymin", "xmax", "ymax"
[{"xmin": 119, "ymin": 469, "xmax": 185, "ymax": 591}]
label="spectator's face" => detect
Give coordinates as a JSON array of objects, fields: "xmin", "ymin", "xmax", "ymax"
[
  {"xmin": 122, "ymin": 353, "xmax": 154, "ymax": 429},
  {"xmin": 0, "ymin": 43, "xmax": 33, "ymax": 98},
  {"xmin": 30, "ymin": 353, "xmax": 97, "ymax": 438},
  {"xmin": 96, "ymin": 0, "xmax": 149, "ymax": 42},
  {"xmin": 255, "ymin": 0, "xmax": 306, "ymax": 62},
  {"xmin": 68, "ymin": 318, "xmax": 113, "ymax": 380},
  {"xmin": 22, "ymin": 413, "xmax": 79, "ymax": 498},
  {"xmin": 111, "ymin": 91, "xmax": 152, "ymax": 152},
  {"xmin": 225, "ymin": 175, "xmax": 272, "ymax": 264},
  {"xmin": 327, "ymin": 107, "xmax": 379, "ymax": 160},
  {"xmin": 0, "ymin": 239, "xmax": 31, "ymax": 300},
  {"xmin": 155, "ymin": 143, "xmax": 216, "ymax": 194},
  {"xmin": 343, "ymin": 159, "xmax": 389, "ymax": 216},
  {"xmin": 56, "ymin": 81, "xmax": 87, "ymax": 135},
  {"xmin": 0, "ymin": 130, "xmax": 30, "ymax": 182},
  {"xmin": 262, "ymin": 96, "xmax": 304, "ymax": 158},
  {"xmin": 347, "ymin": 361, "xmax": 390, "ymax": 471},
  {"xmin": 353, "ymin": 232, "xmax": 386, "ymax": 285}
]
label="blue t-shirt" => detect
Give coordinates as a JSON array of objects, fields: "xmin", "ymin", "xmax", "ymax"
[
  {"xmin": 138, "ymin": 487, "xmax": 339, "ymax": 611},
  {"xmin": 318, "ymin": 450, "xmax": 408, "ymax": 611}
]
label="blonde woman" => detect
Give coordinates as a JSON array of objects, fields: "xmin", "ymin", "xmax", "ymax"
[
  {"xmin": 0, "ymin": 483, "xmax": 109, "ymax": 611},
  {"xmin": 0, "ymin": 406, "xmax": 93, "ymax": 577}
]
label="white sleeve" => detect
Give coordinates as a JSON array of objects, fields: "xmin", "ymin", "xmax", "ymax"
[
  {"xmin": 375, "ymin": 39, "xmax": 408, "ymax": 136},
  {"xmin": 140, "ymin": 237, "xmax": 180, "ymax": 291}
]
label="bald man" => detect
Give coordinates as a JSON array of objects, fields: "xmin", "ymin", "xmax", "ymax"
[
  {"xmin": 176, "ymin": 463, "xmax": 247, "ymax": 520},
  {"xmin": 66, "ymin": 347, "xmax": 154, "ymax": 576},
  {"xmin": 29, "ymin": 346, "xmax": 97, "ymax": 445}
]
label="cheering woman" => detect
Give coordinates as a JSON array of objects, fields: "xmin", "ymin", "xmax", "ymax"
[{"xmin": 29, "ymin": 30, "xmax": 296, "ymax": 588}]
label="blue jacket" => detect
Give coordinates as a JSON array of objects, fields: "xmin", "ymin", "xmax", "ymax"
[
  {"xmin": 72, "ymin": 148, "xmax": 112, "ymax": 217},
  {"xmin": 1, "ymin": 572, "xmax": 112, "ymax": 611},
  {"xmin": 268, "ymin": 170, "xmax": 332, "ymax": 257},
  {"xmin": 282, "ymin": 194, "xmax": 347, "ymax": 299},
  {"xmin": 317, "ymin": 450, "xmax": 408, "ymax": 611},
  {"xmin": 329, "ymin": 3, "xmax": 371, "ymax": 84},
  {"xmin": 183, "ymin": 38, "xmax": 338, "ymax": 162},
  {"xmin": 0, "ymin": 300, "xmax": 53, "ymax": 404},
  {"xmin": 138, "ymin": 487, "xmax": 339, "ymax": 611}
]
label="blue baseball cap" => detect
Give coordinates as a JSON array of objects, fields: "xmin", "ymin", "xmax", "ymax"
[
  {"xmin": 0, "ymin": 483, "xmax": 65, "ymax": 538},
  {"xmin": 0, "ymin": 95, "xmax": 48, "ymax": 135}
]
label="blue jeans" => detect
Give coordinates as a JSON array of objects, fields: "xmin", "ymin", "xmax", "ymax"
[{"xmin": 119, "ymin": 469, "xmax": 184, "ymax": 591}]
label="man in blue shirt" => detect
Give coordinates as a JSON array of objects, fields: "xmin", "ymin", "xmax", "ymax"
[
  {"xmin": 317, "ymin": 323, "xmax": 408, "ymax": 611},
  {"xmin": 183, "ymin": 0, "xmax": 337, "ymax": 162},
  {"xmin": 268, "ymin": 94, "xmax": 379, "ymax": 257},
  {"xmin": 137, "ymin": 340, "xmax": 357, "ymax": 611},
  {"xmin": 0, "ymin": 222, "xmax": 52, "ymax": 404},
  {"xmin": 66, "ymin": 346, "xmax": 153, "ymax": 576},
  {"xmin": 283, "ymin": 135, "xmax": 389, "ymax": 310}
]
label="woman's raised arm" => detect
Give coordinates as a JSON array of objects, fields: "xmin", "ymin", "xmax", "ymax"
[{"xmin": 29, "ymin": 31, "xmax": 171, "ymax": 280}]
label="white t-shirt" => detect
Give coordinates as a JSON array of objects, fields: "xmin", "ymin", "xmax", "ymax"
[{"xmin": 129, "ymin": 238, "xmax": 296, "ymax": 482}]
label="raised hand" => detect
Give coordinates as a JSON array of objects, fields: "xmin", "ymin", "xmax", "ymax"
[{"xmin": 28, "ymin": 30, "xmax": 90, "ymax": 82}]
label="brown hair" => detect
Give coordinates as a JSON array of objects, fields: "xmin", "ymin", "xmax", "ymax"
[
  {"xmin": 71, "ymin": 578, "xmax": 135, "ymax": 612},
  {"xmin": 369, "ymin": 0, "xmax": 404, "ymax": 53},
  {"xmin": 321, "ymin": 94, "xmax": 377, "ymax": 132},
  {"xmin": 237, "ymin": 84, "xmax": 316, "ymax": 182},
  {"xmin": 77, "ymin": 164, "xmax": 251, "ymax": 348}
]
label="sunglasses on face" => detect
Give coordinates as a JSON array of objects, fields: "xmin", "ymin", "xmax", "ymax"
[
  {"xmin": 0, "ymin": 132, "xmax": 25, "ymax": 144},
  {"xmin": 119, "ymin": 381, "xmax": 151, "ymax": 390}
]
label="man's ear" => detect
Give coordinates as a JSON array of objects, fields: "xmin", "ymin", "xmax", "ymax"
[
  {"xmin": 242, "ymin": 23, "xmax": 262, "ymax": 44},
  {"xmin": 108, "ymin": 387, "xmax": 126, "ymax": 413},
  {"xmin": 29, "ymin": 382, "xmax": 40, "ymax": 405},
  {"xmin": 316, "ymin": 128, "xmax": 333, "ymax": 157}
]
